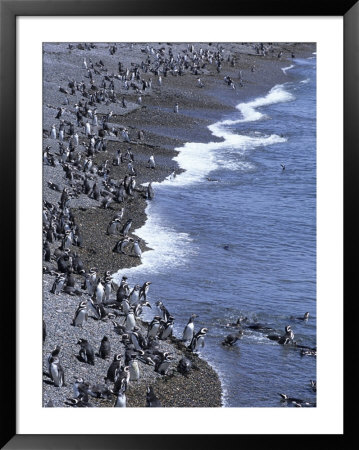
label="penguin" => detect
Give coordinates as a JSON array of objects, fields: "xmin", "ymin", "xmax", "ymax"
[
  {"xmin": 50, "ymin": 274, "xmax": 66, "ymax": 295},
  {"xmin": 106, "ymin": 218, "xmax": 121, "ymax": 235},
  {"xmin": 73, "ymin": 377, "xmax": 89, "ymax": 399},
  {"xmin": 105, "ymin": 353, "xmax": 122, "ymax": 383},
  {"xmin": 120, "ymin": 297, "xmax": 131, "ymax": 315},
  {"xmin": 124, "ymin": 309, "xmax": 136, "ymax": 331},
  {"xmin": 132, "ymin": 240, "xmax": 142, "ymax": 258},
  {"xmin": 113, "ymin": 378, "xmax": 127, "ymax": 407},
  {"xmin": 156, "ymin": 300, "xmax": 170, "ymax": 322},
  {"xmin": 129, "ymin": 354, "xmax": 140, "ymax": 381},
  {"xmin": 72, "ymin": 300, "xmax": 88, "ymax": 327},
  {"xmin": 147, "ymin": 182, "xmax": 155, "ymax": 200},
  {"xmin": 43, "ymin": 320, "xmax": 47, "ymax": 343},
  {"xmin": 77, "ymin": 339, "xmax": 95, "ymax": 365},
  {"xmin": 134, "ymin": 301, "xmax": 151, "ymax": 318},
  {"xmin": 49, "ymin": 356, "xmax": 65, "ymax": 387},
  {"xmin": 155, "ymin": 352, "xmax": 172, "ymax": 375},
  {"xmin": 114, "ymin": 366, "xmax": 130, "ymax": 392},
  {"xmin": 281, "ymin": 164, "xmax": 286, "ymax": 171},
  {"xmin": 174, "ymin": 103, "xmax": 179, "ymax": 113},
  {"xmin": 146, "ymin": 386, "xmax": 162, "ymax": 407},
  {"xmin": 147, "ymin": 155, "xmax": 156, "ymax": 169},
  {"xmin": 94, "ymin": 278, "xmax": 104, "ymax": 304},
  {"xmin": 129, "ymin": 284, "xmax": 141, "ymax": 306},
  {"xmin": 182, "ymin": 314, "xmax": 197, "ymax": 342},
  {"xmin": 278, "ymin": 325, "xmax": 295, "ymax": 345},
  {"xmin": 148, "ymin": 316, "xmax": 162, "ymax": 339},
  {"xmin": 139, "ymin": 281, "xmax": 151, "ymax": 302},
  {"xmin": 103, "ymin": 276, "xmax": 115, "ymax": 303},
  {"xmin": 121, "ymin": 219, "xmax": 132, "ymax": 237},
  {"xmin": 50, "ymin": 124, "xmax": 57, "ymax": 139},
  {"xmin": 113, "ymin": 237, "xmax": 132, "ymax": 254},
  {"xmin": 47, "ymin": 345, "xmax": 61, "ymax": 375},
  {"xmin": 98, "ymin": 335, "xmax": 111, "ymax": 360},
  {"xmin": 188, "ymin": 327, "xmax": 208, "ymax": 353},
  {"xmin": 177, "ymin": 357, "xmax": 192, "ymax": 376},
  {"xmin": 160, "ymin": 316, "xmax": 174, "ymax": 340},
  {"xmin": 116, "ymin": 277, "xmax": 130, "ymax": 301},
  {"xmin": 222, "ymin": 331, "xmax": 243, "ymax": 347}
]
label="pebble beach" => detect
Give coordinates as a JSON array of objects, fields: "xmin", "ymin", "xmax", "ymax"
[{"xmin": 42, "ymin": 41, "xmax": 316, "ymax": 408}]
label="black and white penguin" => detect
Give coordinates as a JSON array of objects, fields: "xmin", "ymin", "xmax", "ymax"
[
  {"xmin": 188, "ymin": 328, "xmax": 208, "ymax": 353},
  {"xmin": 49, "ymin": 356, "xmax": 65, "ymax": 387},
  {"xmin": 113, "ymin": 378, "xmax": 127, "ymax": 407},
  {"xmin": 105, "ymin": 353, "xmax": 122, "ymax": 383},
  {"xmin": 139, "ymin": 281, "xmax": 151, "ymax": 302},
  {"xmin": 146, "ymin": 386, "xmax": 162, "ymax": 407},
  {"xmin": 72, "ymin": 301, "xmax": 88, "ymax": 327},
  {"xmin": 160, "ymin": 316, "xmax": 174, "ymax": 340},
  {"xmin": 121, "ymin": 219, "xmax": 132, "ymax": 237},
  {"xmin": 147, "ymin": 155, "xmax": 156, "ymax": 169},
  {"xmin": 278, "ymin": 325, "xmax": 295, "ymax": 345},
  {"xmin": 132, "ymin": 240, "xmax": 142, "ymax": 258},
  {"xmin": 182, "ymin": 314, "xmax": 197, "ymax": 342},
  {"xmin": 50, "ymin": 273, "xmax": 66, "ymax": 295},
  {"xmin": 177, "ymin": 357, "xmax": 192, "ymax": 375},
  {"xmin": 155, "ymin": 352, "xmax": 172, "ymax": 375},
  {"xmin": 98, "ymin": 336, "xmax": 111, "ymax": 360},
  {"xmin": 107, "ymin": 218, "xmax": 121, "ymax": 235},
  {"xmin": 77, "ymin": 339, "xmax": 95, "ymax": 365},
  {"xmin": 129, "ymin": 284, "xmax": 141, "ymax": 306},
  {"xmin": 222, "ymin": 331, "xmax": 243, "ymax": 347},
  {"xmin": 147, "ymin": 316, "xmax": 162, "ymax": 338},
  {"xmin": 156, "ymin": 301, "xmax": 171, "ymax": 322},
  {"xmin": 129, "ymin": 354, "xmax": 140, "ymax": 381}
]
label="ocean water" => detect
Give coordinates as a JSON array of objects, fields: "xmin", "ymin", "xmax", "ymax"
[{"xmin": 116, "ymin": 57, "xmax": 316, "ymax": 407}]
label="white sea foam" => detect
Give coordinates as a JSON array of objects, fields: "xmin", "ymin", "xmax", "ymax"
[
  {"xmin": 281, "ymin": 64, "xmax": 294, "ymax": 74},
  {"xmin": 118, "ymin": 83, "xmax": 294, "ymax": 276},
  {"xmin": 300, "ymin": 78, "xmax": 310, "ymax": 84}
]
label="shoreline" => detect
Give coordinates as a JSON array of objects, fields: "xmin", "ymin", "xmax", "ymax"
[{"xmin": 42, "ymin": 42, "xmax": 315, "ymax": 407}]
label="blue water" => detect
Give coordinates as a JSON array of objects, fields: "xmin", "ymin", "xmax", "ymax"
[{"xmin": 117, "ymin": 57, "xmax": 316, "ymax": 407}]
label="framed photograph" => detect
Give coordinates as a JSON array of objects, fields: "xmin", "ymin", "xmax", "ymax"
[{"xmin": 1, "ymin": 0, "xmax": 354, "ymax": 448}]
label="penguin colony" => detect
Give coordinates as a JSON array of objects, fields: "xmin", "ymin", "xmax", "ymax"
[{"xmin": 43, "ymin": 42, "xmax": 315, "ymax": 407}]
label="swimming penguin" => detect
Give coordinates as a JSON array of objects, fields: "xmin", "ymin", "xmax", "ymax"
[
  {"xmin": 72, "ymin": 300, "xmax": 88, "ymax": 327},
  {"xmin": 188, "ymin": 328, "xmax": 208, "ymax": 353},
  {"xmin": 49, "ymin": 356, "xmax": 65, "ymax": 387},
  {"xmin": 222, "ymin": 331, "xmax": 243, "ymax": 347},
  {"xmin": 98, "ymin": 336, "xmax": 111, "ymax": 360},
  {"xmin": 146, "ymin": 386, "xmax": 162, "ymax": 407},
  {"xmin": 105, "ymin": 353, "xmax": 122, "ymax": 383},
  {"xmin": 182, "ymin": 314, "xmax": 197, "ymax": 342},
  {"xmin": 278, "ymin": 325, "xmax": 295, "ymax": 345},
  {"xmin": 50, "ymin": 273, "xmax": 66, "ymax": 295},
  {"xmin": 148, "ymin": 316, "xmax": 162, "ymax": 338},
  {"xmin": 296, "ymin": 312, "xmax": 310, "ymax": 321},
  {"xmin": 77, "ymin": 339, "xmax": 95, "ymax": 365},
  {"xmin": 281, "ymin": 164, "xmax": 286, "ymax": 171}
]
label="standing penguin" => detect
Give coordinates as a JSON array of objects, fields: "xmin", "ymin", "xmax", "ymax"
[
  {"xmin": 105, "ymin": 353, "xmax": 122, "ymax": 383},
  {"xmin": 94, "ymin": 278, "xmax": 104, "ymax": 304},
  {"xmin": 124, "ymin": 308, "xmax": 136, "ymax": 332},
  {"xmin": 182, "ymin": 314, "xmax": 197, "ymax": 343},
  {"xmin": 128, "ymin": 354, "xmax": 140, "ymax": 382},
  {"xmin": 132, "ymin": 240, "xmax": 142, "ymax": 258},
  {"xmin": 188, "ymin": 327, "xmax": 208, "ymax": 353},
  {"xmin": 77, "ymin": 339, "xmax": 95, "ymax": 365},
  {"xmin": 174, "ymin": 103, "xmax": 179, "ymax": 113},
  {"xmin": 148, "ymin": 316, "xmax": 162, "ymax": 339},
  {"xmin": 139, "ymin": 281, "xmax": 151, "ymax": 302},
  {"xmin": 113, "ymin": 378, "xmax": 127, "ymax": 407},
  {"xmin": 160, "ymin": 316, "xmax": 174, "ymax": 340},
  {"xmin": 72, "ymin": 301, "xmax": 88, "ymax": 327},
  {"xmin": 147, "ymin": 155, "xmax": 156, "ymax": 169},
  {"xmin": 146, "ymin": 386, "xmax": 162, "ymax": 407},
  {"xmin": 50, "ymin": 274, "xmax": 66, "ymax": 295},
  {"xmin": 98, "ymin": 336, "xmax": 111, "ymax": 360},
  {"xmin": 121, "ymin": 219, "xmax": 132, "ymax": 237},
  {"xmin": 49, "ymin": 356, "xmax": 65, "ymax": 387}
]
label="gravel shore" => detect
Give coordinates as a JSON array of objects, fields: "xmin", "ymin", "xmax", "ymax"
[{"xmin": 43, "ymin": 41, "xmax": 315, "ymax": 407}]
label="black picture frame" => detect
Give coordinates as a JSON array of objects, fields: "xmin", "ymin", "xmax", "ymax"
[{"xmin": 1, "ymin": 1, "xmax": 355, "ymax": 448}]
